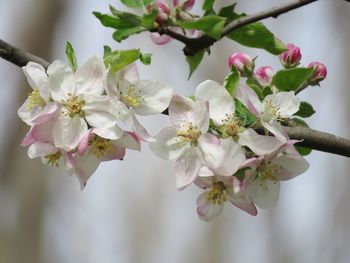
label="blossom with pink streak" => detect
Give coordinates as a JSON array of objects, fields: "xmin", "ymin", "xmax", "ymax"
[
  {"xmin": 227, "ymin": 52, "xmax": 254, "ymax": 76},
  {"xmin": 279, "ymin": 43, "xmax": 302, "ymax": 68},
  {"xmin": 308, "ymin": 62, "xmax": 327, "ymax": 85}
]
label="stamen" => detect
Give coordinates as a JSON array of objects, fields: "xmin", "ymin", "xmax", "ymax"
[
  {"xmin": 176, "ymin": 122, "xmax": 201, "ymax": 145},
  {"xmin": 89, "ymin": 135, "xmax": 112, "ymax": 159},
  {"xmin": 121, "ymin": 84, "xmax": 144, "ymax": 108},
  {"xmin": 206, "ymin": 182, "xmax": 226, "ymax": 205},
  {"xmin": 27, "ymin": 89, "xmax": 46, "ymax": 110},
  {"xmin": 258, "ymin": 162, "xmax": 281, "ymax": 189},
  {"xmin": 222, "ymin": 113, "xmax": 241, "ymax": 137},
  {"xmin": 62, "ymin": 93, "xmax": 85, "ymax": 118},
  {"xmin": 45, "ymin": 151, "xmax": 62, "ymax": 167}
]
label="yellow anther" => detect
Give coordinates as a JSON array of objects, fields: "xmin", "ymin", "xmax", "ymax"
[
  {"xmin": 176, "ymin": 122, "xmax": 201, "ymax": 145},
  {"xmin": 206, "ymin": 182, "xmax": 226, "ymax": 205},
  {"xmin": 222, "ymin": 114, "xmax": 241, "ymax": 137},
  {"xmin": 45, "ymin": 151, "xmax": 62, "ymax": 167},
  {"xmin": 121, "ymin": 84, "xmax": 143, "ymax": 108},
  {"xmin": 27, "ymin": 89, "xmax": 46, "ymax": 110},
  {"xmin": 258, "ymin": 162, "xmax": 281, "ymax": 186},
  {"xmin": 89, "ymin": 136, "xmax": 111, "ymax": 159},
  {"xmin": 62, "ymin": 93, "xmax": 85, "ymax": 118}
]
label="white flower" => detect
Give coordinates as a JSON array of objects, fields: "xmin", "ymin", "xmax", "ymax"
[
  {"xmin": 149, "ymin": 94, "xmax": 225, "ymax": 189},
  {"xmin": 242, "ymin": 145, "xmax": 309, "ymax": 209},
  {"xmin": 195, "ymin": 80, "xmax": 285, "ymax": 155},
  {"xmin": 106, "ymin": 63, "xmax": 173, "ymax": 140},
  {"xmin": 18, "ymin": 62, "xmax": 59, "ymax": 125},
  {"xmin": 236, "ymin": 84, "xmax": 300, "ymax": 141},
  {"xmin": 47, "ymin": 56, "xmax": 123, "ymax": 151}
]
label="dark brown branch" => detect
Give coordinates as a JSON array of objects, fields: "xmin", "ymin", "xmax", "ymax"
[
  {"xmin": 0, "ymin": 39, "xmax": 50, "ymax": 68},
  {"xmin": 1, "ymin": 38, "xmax": 349, "ymax": 158},
  {"xmin": 154, "ymin": 0, "xmax": 320, "ymax": 56}
]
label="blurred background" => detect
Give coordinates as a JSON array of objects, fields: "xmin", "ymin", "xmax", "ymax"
[{"xmin": 0, "ymin": 0, "xmax": 349, "ymax": 262}]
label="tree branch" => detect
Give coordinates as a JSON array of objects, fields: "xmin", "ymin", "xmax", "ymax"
[
  {"xmin": 0, "ymin": 38, "xmax": 349, "ymax": 158},
  {"xmin": 0, "ymin": 39, "xmax": 50, "ymax": 68},
  {"xmin": 155, "ymin": 0, "xmax": 320, "ymax": 56}
]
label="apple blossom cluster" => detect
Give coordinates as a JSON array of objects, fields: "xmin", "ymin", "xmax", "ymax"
[
  {"xmin": 17, "ymin": 42, "xmax": 327, "ymax": 221},
  {"xmin": 18, "ymin": 53, "xmax": 172, "ymax": 189}
]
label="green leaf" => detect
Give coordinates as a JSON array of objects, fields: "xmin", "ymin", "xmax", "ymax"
[
  {"xmin": 224, "ymin": 66, "xmax": 240, "ymax": 98},
  {"xmin": 235, "ymin": 99, "xmax": 257, "ymax": 126},
  {"xmin": 202, "ymin": 0, "xmax": 216, "ymax": 15},
  {"xmin": 227, "ymin": 21, "xmax": 286, "ymax": 55},
  {"xmin": 103, "ymin": 45, "xmax": 112, "ymax": 59},
  {"xmin": 65, "ymin": 41, "xmax": 77, "ymax": 71},
  {"xmin": 261, "ymin": 86, "xmax": 272, "ymax": 98},
  {"xmin": 272, "ymin": 68, "xmax": 314, "ymax": 91},
  {"xmin": 218, "ymin": 3, "xmax": 237, "ymax": 19},
  {"xmin": 290, "ymin": 117, "xmax": 309, "ymax": 127},
  {"xmin": 93, "ymin": 12, "xmax": 128, "ymax": 30},
  {"xmin": 295, "ymin": 146, "xmax": 312, "ymax": 156},
  {"xmin": 113, "ymin": 26, "xmax": 146, "ymax": 42},
  {"xmin": 186, "ymin": 50, "xmax": 205, "ymax": 79},
  {"xmin": 295, "ymin": 101, "xmax": 316, "ymax": 118},
  {"xmin": 104, "ymin": 49, "xmax": 141, "ymax": 72},
  {"xmin": 140, "ymin": 53, "xmax": 152, "ymax": 65},
  {"xmin": 109, "ymin": 6, "xmax": 143, "ymax": 27},
  {"xmin": 246, "ymin": 77, "xmax": 263, "ymax": 99},
  {"xmin": 142, "ymin": 3, "xmax": 158, "ymax": 28},
  {"xmin": 121, "ymin": 0, "xmax": 143, "ymax": 8},
  {"xmin": 177, "ymin": 15, "xmax": 226, "ymax": 39}
]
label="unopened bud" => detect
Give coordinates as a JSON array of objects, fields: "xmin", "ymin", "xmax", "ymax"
[
  {"xmin": 228, "ymin": 52, "xmax": 254, "ymax": 76},
  {"xmin": 279, "ymin": 43, "xmax": 302, "ymax": 68},
  {"xmin": 255, "ymin": 66, "xmax": 274, "ymax": 86},
  {"xmin": 148, "ymin": 1, "xmax": 170, "ymax": 25},
  {"xmin": 308, "ymin": 62, "xmax": 327, "ymax": 85},
  {"xmin": 173, "ymin": 0, "xmax": 195, "ymax": 11}
]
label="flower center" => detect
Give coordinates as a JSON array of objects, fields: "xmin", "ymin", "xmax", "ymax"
[
  {"xmin": 120, "ymin": 83, "xmax": 143, "ymax": 108},
  {"xmin": 45, "ymin": 151, "xmax": 62, "ymax": 167},
  {"xmin": 176, "ymin": 122, "xmax": 201, "ymax": 145},
  {"xmin": 222, "ymin": 113, "xmax": 241, "ymax": 137},
  {"xmin": 258, "ymin": 162, "xmax": 281, "ymax": 188},
  {"xmin": 27, "ymin": 89, "xmax": 46, "ymax": 110},
  {"xmin": 262, "ymin": 100, "xmax": 280, "ymax": 122},
  {"xmin": 206, "ymin": 182, "xmax": 226, "ymax": 205},
  {"xmin": 89, "ymin": 135, "xmax": 112, "ymax": 159},
  {"xmin": 62, "ymin": 93, "xmax": 85, "ymax": 118}
]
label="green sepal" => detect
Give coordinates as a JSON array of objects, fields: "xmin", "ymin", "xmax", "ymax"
[
  {"xmin": 295, "ymin": 146, "xmax": 312, "ymax": 156},
  {"xmin": 140, "ymin": 53, "xmax": 152, "ymax": 65},
  {"xmin": 142, "ymin": 2, "xmax": 158, "ymax": 28},
  {"xmin": 272, "ymin": 67, "xmax": 314, "ymax": 91},
  {"xmin": 65, "ymin": 41, "xmax": 77, "ymax": 71}
]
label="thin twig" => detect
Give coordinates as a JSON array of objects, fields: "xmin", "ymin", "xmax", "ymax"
[
  {"xmin": 154, "ymin": 0, "xmax": 320, "ymax": 56},
  {"xmin": 0, "ymin": 38, "xmax": 349, "ymax": 158}
]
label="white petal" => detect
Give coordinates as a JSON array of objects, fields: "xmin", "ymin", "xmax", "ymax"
[
  {"xmin": 193, "ymin": 99, "xmax": 209, "ymax": 134},
  {"xmin": 264, "ymin": 91, "xmax": 300, "ymax": 117},
  {"xmin": 195, "ymin": 80, "xmax": 235, "ymax": 125},
  {"xmin": 212, "ymin": 138, "xmax": 246, "ymax": 176},
  {"xmin": 134, "ymin": 80, "xmax": 173, "ymax": 115},
  {"xmin": 83, "ymin": 95, "xmax": 118, "ymax": 128},
  {"xmin": 274, "ymin": 153, "xmax": 309, "ymax": 181},
  {"xmin": 17, "ymin": 100, "xmax": 58, "ymax": 126},
  {"xmin": 261, "ymin": 121, "xmax": 288, "ymax": 142},
  {"xmin": 149, "ymin": 127, "xmax": 186, "ymax": 160},
  {"xmin": 198, "ymin": 166, "xmax": 215, "ymax": 177},
  {"xmin": 175, "ymin": 147, "xmax": 203, "ymax": 190},
  {"xmin": 196, "ymin": 191, "xmax": 224, "ymax": 221},
  {"xmin": 235, "ymin": 83, "xmax": 263, "ymax": 117},
  {"xmin": 118, "ymin": 63, "xmax": 139, "ymax": 83},
  {"xmin": 75, "ymin": 56, "xmax": 106, "ymax": 95},
  {"xmin": 113, "ymin": 131, "xmax": 141, "ymax": 151},
  {"xmin": 93, "ymin": 126, "xmax": 124, "ymax": 140},
  {"xmin": 198, "ymin": 133, "xmax": 225, "ymax": 169},
  {"xmin": 131, "ymin": 114, "xmax": 151, "ymax": 141},
  {"xmin": 226, "ymin": 191, "xmax": 257, "ymax": 216},
  {"xmin": 169, "ymin": 95, "xmax": 195, "ymax": 127},
  {"xmin": 28, "ymin": 142, "xmax": 58, "ymax": 158},
  {"xmin": 23, "ymin": 62, "xmax": 50, "ymax": 101},
  {"xmin": 48, "ymin": 60, "xmax": 75, "ymax": 102},
  {"xmin": 251, "ymin": 179, "xmax": 280, "ymax": 209},
  {"xmin": 53, "ymin": 115, "xmax": 88, "ymax": 151},
  {"xmin": 238, "ymin": 128, "xmax": 284, "ymax": 155}
]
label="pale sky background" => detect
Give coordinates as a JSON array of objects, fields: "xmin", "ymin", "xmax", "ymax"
[{"xmin": 0, "ymin": 0, "xmax": 350, "ymax": 262}]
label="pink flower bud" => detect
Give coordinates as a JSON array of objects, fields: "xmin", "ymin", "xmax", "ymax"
[
  {"xmin": 308, "ymin": 62, "xmax": 327, "ymax": 85},
  {"xmin": 255, "ymin": 66, "xmax": 274, "ymax": 86},
  {"xmin": 279, "ymin": 43, "xmax": 302, "ymax": 68},
  {"xmin": 148, "ymin": 1, "xmax": 170, "ymax": 25},
  {"xmin": 228, "ymin": 52, "xmax": 254, "ymax": 76},
  {"xmin": 173, "ymin": 0, "xmax": 195, "ymax": 11}
]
